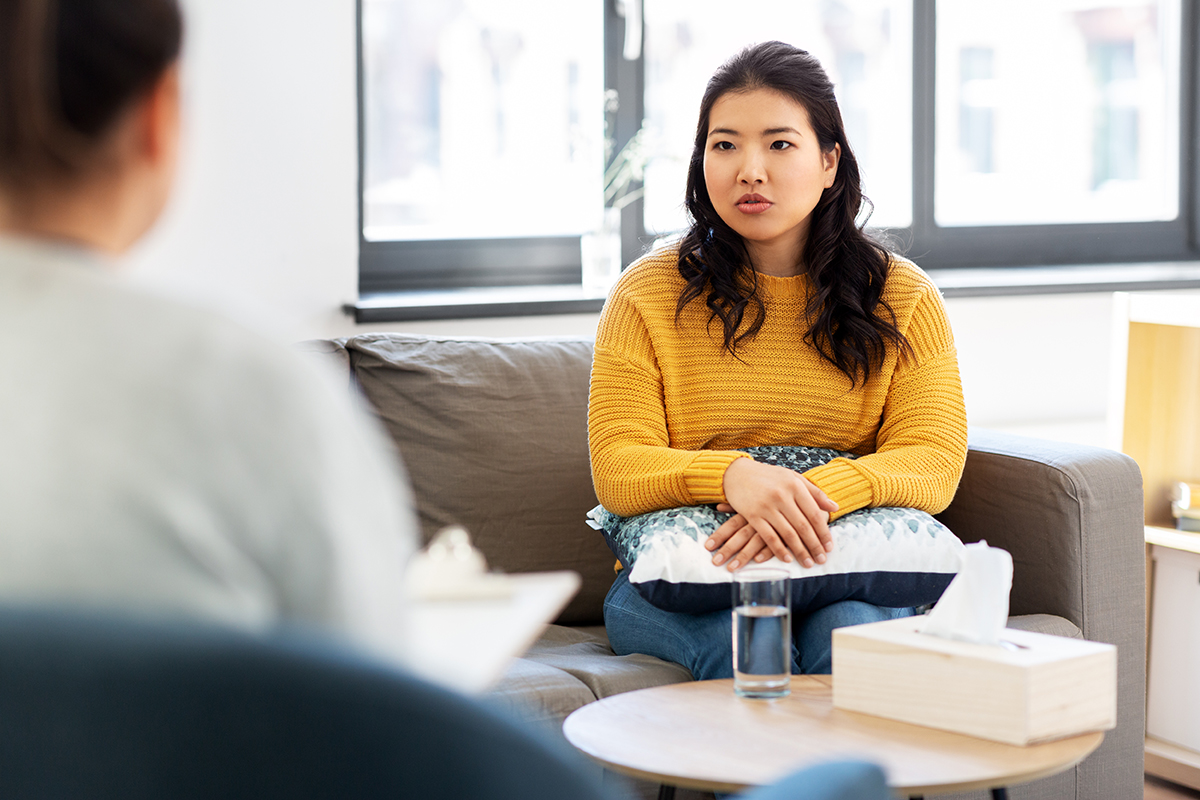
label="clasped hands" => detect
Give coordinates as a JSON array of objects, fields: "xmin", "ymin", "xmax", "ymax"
[{"xmin": 706, "ymin": 457, "xmax": 837, "ymax": 572}]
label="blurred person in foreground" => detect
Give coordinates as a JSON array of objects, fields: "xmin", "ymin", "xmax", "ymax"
[{"xmin": 0, "ymin": 0, "xmax": 417, "ymax": 667}]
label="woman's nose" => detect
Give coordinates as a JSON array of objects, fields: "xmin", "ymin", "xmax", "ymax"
[{"xmin": 738, "ymin": 153, "xmax": 766, "ymax": 184}]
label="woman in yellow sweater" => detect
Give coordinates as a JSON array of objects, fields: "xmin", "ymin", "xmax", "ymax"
[{"xmin": 588, "ymin": 41, "xmax": 968, "ymax": 678}]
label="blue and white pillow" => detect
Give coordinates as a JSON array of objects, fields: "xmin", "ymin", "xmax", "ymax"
[{"xmin": 587, "ymin": 446, "xmax": 964, "ymax": 614}]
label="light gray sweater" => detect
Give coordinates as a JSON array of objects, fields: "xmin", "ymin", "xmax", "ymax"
[{"xmin": 0, "ymin": 236, "xmax": 417, "ymax": 667}]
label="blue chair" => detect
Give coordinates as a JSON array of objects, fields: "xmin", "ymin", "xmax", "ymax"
[{"xmin": 0, "ymin": 606, "xmax": 886, "ymax": 800}]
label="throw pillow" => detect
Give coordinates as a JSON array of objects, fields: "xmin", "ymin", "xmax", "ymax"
[{"xmin": 587, "ymin": 446, "xmax": 964, "ymax": 614}]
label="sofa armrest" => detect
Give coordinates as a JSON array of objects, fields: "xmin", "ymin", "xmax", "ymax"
[{"xmin": 936, "ymin": 427, "xmax": 1145, "ymax": 800}]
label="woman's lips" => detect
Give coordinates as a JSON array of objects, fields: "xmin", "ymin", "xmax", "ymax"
[{"xmin": 736, "ymin": 193, "xmax": 772, "ymax": 214}]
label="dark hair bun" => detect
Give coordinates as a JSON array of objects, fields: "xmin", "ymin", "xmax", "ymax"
[{"xmin": 0, "ymin": 0, "xmax": 182, "ymax": 189}]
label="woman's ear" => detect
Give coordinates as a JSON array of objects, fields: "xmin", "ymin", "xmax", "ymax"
[
  {"xmin": 823, "ymin": 142, "xmax": 841, "ymax": 189},
  {"xmin": 140, "ymin": 63, "xmax": 181, "ymax": 168},
  {"xmin": 102, "ymin": 61, "xmax": 180, "ymax": 252}
]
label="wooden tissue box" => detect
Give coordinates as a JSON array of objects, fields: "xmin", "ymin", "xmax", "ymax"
[{"xmin": 832, "ymin": 616, "xmax": 1116, "ymax": 745}]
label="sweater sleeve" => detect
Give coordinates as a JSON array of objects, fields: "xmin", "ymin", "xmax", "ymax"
[
  {"xmin": 588, "ymin": 288, "xmax": 749, "ymax": 517},
  {"xmin": 802, "ymin": 284, "xmax": 969, "ymax": 518}
]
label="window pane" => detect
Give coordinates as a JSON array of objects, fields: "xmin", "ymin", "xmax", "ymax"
[
  {"xmin": 642, "ymin": 0, "xmax": 913, "ymax": 236},
  {"xmin": 935, "ymin": 1, "xmax": 1180, "ymax": 226},
  {"xmin": 361, "ymin": 0, "xmax": 604, "ymax": 242}
]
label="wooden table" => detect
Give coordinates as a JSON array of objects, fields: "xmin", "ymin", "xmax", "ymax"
[{"xmin": 563, "ymin": 677, "xmax": 1103, "ymax": 799}]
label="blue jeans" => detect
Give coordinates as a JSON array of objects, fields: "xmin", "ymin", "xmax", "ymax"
[{"xmin": 603, "ymin": 569, "xmax": 916, "ymax": 678}]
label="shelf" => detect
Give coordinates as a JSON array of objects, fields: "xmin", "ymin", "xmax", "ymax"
[
  {"xmin": 1126, "ymin": 293, "xmax": 1200, "ymax": 329},
  {"xmin": 1147, "ymin": 736, "xmax": 1200, "ymax": 791},
  {"xmin": 1146, "ymin": 526, "xmax": 1200, "ymax": 555},
  {"xmin": 1111, "ymin": 293, "xmax": 1200, "ymax": 528},
  {"xmin": 1116, "ymin": 296, "xmax": 1200, "ymax": 785}
]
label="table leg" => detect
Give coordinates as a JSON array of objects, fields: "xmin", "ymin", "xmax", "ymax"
[
  {"xmin": 991, "ymin": 789, "xmax": 1008, "ymax": 800},
  {"xmin": 656, "ymin": 784, "xmax": 676, "ymax": 800}
]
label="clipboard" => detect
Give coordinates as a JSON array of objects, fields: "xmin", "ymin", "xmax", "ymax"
[{"xmin": 406, "ymin": 570, "xmax": 581, "ymax": 694}]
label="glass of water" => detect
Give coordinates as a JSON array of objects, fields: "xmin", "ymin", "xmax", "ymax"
[{"xmin": 732, "ymin": 567, "xmax": 792, "ymax": 698}]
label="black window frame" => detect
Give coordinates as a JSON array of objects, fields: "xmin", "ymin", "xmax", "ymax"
[
  {"xmin": 356, "ymin": 1, "xmax": 643, "ymax": 299},
  {"xmin": 908, "ymin": 0, "xmax": 1199, "ymax": 270},
  {"xmin": 352, "ymin": 0, "xmax": 1200, "ymax": 320}
]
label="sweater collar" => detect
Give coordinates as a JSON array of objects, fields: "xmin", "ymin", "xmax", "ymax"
[{"xmin": 751, "ymin": 269, "xmax": 810, "ymax": 302}]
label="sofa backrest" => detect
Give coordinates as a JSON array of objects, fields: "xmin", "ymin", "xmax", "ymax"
[{"xmin": 311, "ymin": 333, "xmax": 614, "ymax": 625}]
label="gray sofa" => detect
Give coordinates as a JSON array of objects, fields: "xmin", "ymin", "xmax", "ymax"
[{"xmin": 303, "ymin": 332, "xmax": 1145, "ymax": 800}]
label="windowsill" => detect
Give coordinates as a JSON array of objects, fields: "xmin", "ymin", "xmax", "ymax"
[
  {"xmin": 930, "ymin": 261, "xmax": 1200, "ymax": 297},
  {"xmin": 345, "ymin": 284, "xmax": 607, "ymax": 323},
  {"xmin": 346, "ymin": 261, "xmax": 1200, "ymax": 323}
]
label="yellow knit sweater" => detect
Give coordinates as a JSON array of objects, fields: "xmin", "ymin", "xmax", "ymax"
[{"xmin": 588, "ymin": 246, "xmax": 968, "ymax": 520}]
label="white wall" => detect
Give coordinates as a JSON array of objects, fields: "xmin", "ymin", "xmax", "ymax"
[
  {"xmin": 129, "ymin": 0, "xmax": 360, "ymax": 341},
  {"xmin": 946, "ymin": 292, "xmax": 1112, "ymax": 442},
  {"xmin": 127, "ymin": 0, "xmax": 1164, "ymax": 443}
]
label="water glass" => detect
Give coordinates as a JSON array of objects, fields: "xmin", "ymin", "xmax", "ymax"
[{"xmin": 731, "ymin": 567, "xmax": 792, "ymax": 698}]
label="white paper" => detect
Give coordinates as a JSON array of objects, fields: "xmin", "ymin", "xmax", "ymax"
[
  {"xmin": 921, "ymin": 540, "xmax": 1013, "ymax": 646},
  {"xmin": 407, "ymin": 572, "xmax": 581, "ymax": 694}
]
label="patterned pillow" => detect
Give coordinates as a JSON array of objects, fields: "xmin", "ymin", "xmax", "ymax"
[{"xmin": 587, "ymin": 446, "xmax": 964, "ymax": 614}]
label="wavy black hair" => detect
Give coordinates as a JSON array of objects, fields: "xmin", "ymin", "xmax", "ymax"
[
  {"xmin": 0, "ymin": 0, "xmax": 182, "ymax": 192},
  {"xmin": 676, "ymin": 41, "xmax": 909, "ymax": 385}
]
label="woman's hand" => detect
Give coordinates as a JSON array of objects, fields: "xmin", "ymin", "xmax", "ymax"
[{"xmin": 705, "ymin": 458, "xmax": 838, "ymax": 571}]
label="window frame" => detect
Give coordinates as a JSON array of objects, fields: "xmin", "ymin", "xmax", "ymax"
[
  {"xmin": 353, "ymin": 0, "xmax": 1200, "ymax": 319},
  {"xmin": 907, "ymin": 0, "xmax": 1199, "ymax": 270},
  {"xmin": 355, "ymin": 0, "xmax": 644, "ymax": 298}
]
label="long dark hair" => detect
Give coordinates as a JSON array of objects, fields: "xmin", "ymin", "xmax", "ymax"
[
  {"xmin": 0, "ymin": 0, "xmax": 182, "ymax": 193},
  {"xmin": 677, "ymin": 41, "xmax": 909, "ymax": 385}
]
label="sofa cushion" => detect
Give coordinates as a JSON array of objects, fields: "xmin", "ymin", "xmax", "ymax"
[
  {"xmin": 344, "ymin": 334, "xmax": 615, "ymax": 624},
  {"xmin": 485, "ymin": 657, "xmax": 597, "ymax": 728},
  {"xmin": 1005, "ymin": 613, "xmax": 1082, "ymax": 639},
  {"xmin": 523, "ymin": 624, "xmax": 693, "ymax": 699}
]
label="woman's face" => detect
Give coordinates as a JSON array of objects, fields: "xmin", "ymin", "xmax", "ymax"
[{"xmin": 702, "ymin": 88, "xmax": 839, "ymax": 270}]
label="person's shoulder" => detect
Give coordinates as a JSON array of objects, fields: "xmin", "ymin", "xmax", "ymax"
[
  {"xmin": 610, "ymin": 243, "xmax": 686, "ymax": 301},
  {"xmin": 0, "ymin": 239, "xmax": 265, "ymax": 377},
  {"xmin": 881, "ymin": 254, "xmax": 955, "ymax": 349},
  {"xmin": 885, "ymin": 254, "xmax": 937, "ymax": 290},
  {"xmin": 0, "ymin": 238, "xmax": 327, "ymax": 417},
  {"xmin": 883, "ymin": 254, "xmax": 942, "ymax": 307},
  {"xmin": 595, "ymin": 244, "xmax": 687, "ymax": 342},
  {"xmin": 112, "ymin": 284, "xmax": 309, "ymax": 387},
  {"xmin": 60, "ymin": 269, "xmax": 354, "ymax": 431}
]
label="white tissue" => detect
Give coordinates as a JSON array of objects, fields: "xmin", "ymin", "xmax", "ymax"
[{"xmin": 920, "ymin": 540, "xmax": 1013, "ymax": 646}]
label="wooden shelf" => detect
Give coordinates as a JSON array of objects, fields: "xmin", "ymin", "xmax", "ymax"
[
  {"xmin": 1146, "ymin": 525, "xmax": 1200, "ymax": 556},
  {"xmin": 1111, "ymin": 294, "xmax": 1200, "ymax": 782},
  {"xmin": 1110, "ymin": 294, "xmax": 1200, "ymax": 528},
  {"xmin": 1146, "ymin": 736, "xmax": 1200, "ymax": 791}
]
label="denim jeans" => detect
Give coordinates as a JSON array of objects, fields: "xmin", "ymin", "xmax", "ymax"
[{"xmin": 603, "ymin": 569, "xmax": 916, "ymax": 678}]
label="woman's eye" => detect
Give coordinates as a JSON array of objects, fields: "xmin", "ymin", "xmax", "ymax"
[
  {"xmin": 770, "ymin": 140, "xmax": 792, "ymax": 151},
  {"xmin": 713, "ymin": 141, "xmax": 734, "ymax": 151}
]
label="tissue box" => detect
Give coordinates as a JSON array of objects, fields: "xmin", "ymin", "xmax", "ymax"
[{"xmin": 832, "ymin": 617, "xmax": 1116, "ymax": 745}]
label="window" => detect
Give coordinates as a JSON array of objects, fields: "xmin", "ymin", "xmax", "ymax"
[
  {"xmin": 641, "ymin": 0, "xmax": 912, "ymax": 235},
  {"xmin": 361, "ymin": 1, "xmax": 605, "ymax": 243},
  {"xmin": 355, "ymin": 0, "xmax": 1198, "ymax": 319},
  {"xmin": 359, "ymin": 0, "xmax": 605, "ymax": 294},
  {"xmin": 915, "ymin": 0, "xmax": 1190, "ymax": 269},
  {"xmin": 934, "ymin": 1, "xmax": 1179, "ymax": 227}
]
